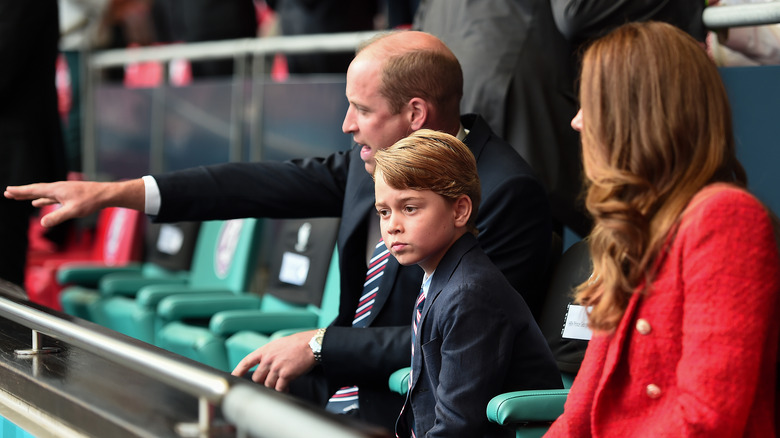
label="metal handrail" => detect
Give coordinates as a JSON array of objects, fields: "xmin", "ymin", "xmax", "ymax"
[
  {"xmin": 0, "ymin": 296, "xmax": 229, "ymax": 401},
  {"xmin": 223, "ymin": 384, "xmax": 388, "ymax": 438},
  {"xmin": 0, "ymin": 294, "xmax": 228, "ymax": 433},
  {"xmin": 83, "ymin": 1, "xmax": 780, "ymax": 69},
  {"xmin": 703, "ymin": 2, "xmax": 780, "ymax": 29},
  {"xmin": 89, "ymin": 30, "xmax": 381, "ymax": 68},
  {"xmin": 0, "ymin": 291, "xmax": 388, "ymax": 437}
]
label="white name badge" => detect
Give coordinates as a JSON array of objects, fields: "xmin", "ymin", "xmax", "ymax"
[
  {"xmin": 562, "ymin": 304, "xmax": 593, "ymax": 341},
  {"xmin": 157, "ymin": 224, "xmax": 184, "ymax": 255},
  {"xmin": 279, "ymin": 251, "xmax": 311, "ymax": 286}
]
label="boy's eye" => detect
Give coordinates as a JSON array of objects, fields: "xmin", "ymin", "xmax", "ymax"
[
  {"xmin": 404, "ymin": 206, "xmax": 417, "ymax": 213},
  {"xmin": 377, "ymin": 209, "xmax": 389, "ymax": 217}
]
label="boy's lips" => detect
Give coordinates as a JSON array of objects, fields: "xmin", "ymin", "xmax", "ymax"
[{"xmin": 390, "ymin": 242, "xmax": 407, "ymax": 252}]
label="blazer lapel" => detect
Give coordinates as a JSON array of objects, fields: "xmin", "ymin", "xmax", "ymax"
[
  {"xmin": 461, "ymin": 114, "xmax": 489, "ymax": 161},
  {"xmin": 340, "ymin": 152, "xmax": 376, "ymax": 248},
  {"xmin": 408, "ymin": 234, "xmax": 479, "ymax": 394}
]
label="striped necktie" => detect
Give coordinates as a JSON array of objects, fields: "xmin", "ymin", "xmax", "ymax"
[
  {"xmin": 410, "ymin": 287, "xmax": 426, "ymax": 390},
  {"xmin": 397, "ymin": 283, "xmax": 427, "ymax": 438},
  {"xmin": 326, "ymin": 239, "xmax": 389, "ymax": 414},
  {"xmin": 353, "ymin": 239, "xmax": 390, "ymax": 327}
]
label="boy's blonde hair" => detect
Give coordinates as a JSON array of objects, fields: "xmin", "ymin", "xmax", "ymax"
[{"xmin": 373, "ymin": 129, "xmax": 481, "ymax": 235}]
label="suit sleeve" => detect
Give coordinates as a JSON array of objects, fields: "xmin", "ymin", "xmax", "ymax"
[
  {"xmin": 477, "ymin": 172, "xmax": 551, "ymax": 316},
  {"xmin": 426, "ymin": 283, "xmax": 528, "ymax": 437},
  {"xmin": 550, "ymin": 0, "xmax": 705, "ymax": 42},
  {"xmin": 152, "ymin": 150, "xmax": 351, "ymax": 222},
  {"xmin": 320, "ymin": 325, "xmax": 410, "ymax": 388}
]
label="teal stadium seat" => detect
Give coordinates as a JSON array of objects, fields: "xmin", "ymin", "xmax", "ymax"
[
  {"xmin": 81, "ymin": 218, "xmax": 263, "ymax": 344},
  {"xmin": 155, "ymin": 218, "xmax": 340, "ymax": 372},
  {"xmin": 59, "ymin": 222, "xmax": 200, "ymax": 320}
]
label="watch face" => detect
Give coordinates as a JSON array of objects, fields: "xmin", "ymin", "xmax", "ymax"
[{"xmin": 309, "ymin": 336, "xmax": 322, "ymax": 352}]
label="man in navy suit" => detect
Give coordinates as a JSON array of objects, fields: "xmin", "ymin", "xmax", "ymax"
[{"xmin": 6, "ymin": 31, "xmax": 553, "ymax": 430}]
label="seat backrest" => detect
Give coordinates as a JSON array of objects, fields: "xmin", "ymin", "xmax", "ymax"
[
  {"xmin": 261, "ymin": 218, "xmax": 340, "ymax": 308},
  {"xmin": 143, "ymin": 222, "xmax": 201, "ymax": 273},
  {"xmin": 537, "ymin": 240, "xmax": 593, "ymax": 380},
  {"xmin": 90, "ymin": 207, "xmax": 145, "ymax": 265},
  {"xmin": 187, "ymin": 218, "xmax": 263, "ymax": 292}
]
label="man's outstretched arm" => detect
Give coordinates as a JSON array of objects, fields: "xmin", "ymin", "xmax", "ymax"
[{"xmin": 5, "ymin": 179, "xmax": 146, "ymax": 228}]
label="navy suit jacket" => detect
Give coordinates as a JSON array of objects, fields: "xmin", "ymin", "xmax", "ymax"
[
  {"xmin": 396, "ymin": 233, "xmax": 562, "ymax": 438},
  {"xmin": 153, "ymin": 114, "xmax": 552, "ymax": 429}
]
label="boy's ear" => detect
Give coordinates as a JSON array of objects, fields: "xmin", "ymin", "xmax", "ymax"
[
  {"xmin": 408, "ymin": 97, "xmax": 428, "ymax": 131},
  {"xmin": 453, "ymin": 195, "xmax": 472, "ymax": 228}
]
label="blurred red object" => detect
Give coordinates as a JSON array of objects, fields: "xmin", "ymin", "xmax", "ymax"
[{"xmin": 25, "ymin": 206, "xmax": 145, "ymax": 310}]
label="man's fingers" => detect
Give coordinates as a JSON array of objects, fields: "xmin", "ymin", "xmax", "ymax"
[
  {"xmin": 264, "ymin": 371, "xmax": 279, "ymax": 389},
  {"xmin": 39, "ymin": 206, "xmax": 72, "ymax": 228},
  {"xmin": 253, "ymin": 365, "xmax": 270, "ymax": 385},
  {"xmin": 30, "ymin": 198, "xmax": 59, "ymax": 208},
  {"xmin": 4, "ymin": 184, "xmax": 49, "ymax": 201},
  {"xmin": 232, "ymin": 355, "xmax": 258, "ymax": 377},
  {"xmin": 275, "ymin": 376, "xmax": 290, "ymax": 393}
]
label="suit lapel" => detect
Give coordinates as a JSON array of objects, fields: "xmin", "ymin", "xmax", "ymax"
[
  {"xmin": 340, "ymin": 149, "xmax": 376, "ymax": 248},
  {"xmin": 334, "ymin": 150, "xmax": 381, "ymax": 325},
  {"xmin": 408, "ymin": 234, "xmax": 479, "ymax": 394},
  {"xmin": 461, "ymin": 114, "xmax": 489, "ymax": 161}
]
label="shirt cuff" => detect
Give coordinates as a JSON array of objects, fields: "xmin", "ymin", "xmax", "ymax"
[{"xmin": 141, "ymin": 175, "xmax": 161, "ymax": 215}]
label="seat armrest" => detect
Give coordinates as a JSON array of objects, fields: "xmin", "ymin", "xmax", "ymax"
[
  {"xmin": 388, "ymin": 367, "xmax": 411, "ymax": 395},
  {"xmin": 209, "ymin": 309, "xmax": 319, "ymax": 336},
  {"xmin": 486, "ymin": 389, "xmax": 569, "ymax": 425},
  {"xmin": 268, "ymin": 327, "xmax": 317, "ymax": 340},
  {"xmin": 135, "ymin": 285, "xmax": 234, "ymax": 308},
  {"xmin": 57, "ymin": 263, "xmax": 143, "ymax": 287},
  {"xmin": 100, "ymin": 274, "xmax": 188, "ymax": 296},
  {"xmin": 157, "ymin": 294, "xmax": 263, "ymax": 321}
]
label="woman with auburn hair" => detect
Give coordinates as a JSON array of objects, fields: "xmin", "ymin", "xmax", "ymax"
[{"xmin": 546, "ymin": 21, "xmax": 780, "ymax": 437}]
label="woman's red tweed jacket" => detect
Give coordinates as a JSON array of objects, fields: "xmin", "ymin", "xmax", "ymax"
[{"xmin": 547, "ymin": 184, "xmax": 780, "ymax": 437}]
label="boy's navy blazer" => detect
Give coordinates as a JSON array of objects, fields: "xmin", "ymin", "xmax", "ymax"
[
  {"xmin": 152, "ymin": 114, "xmax": 552, "ymax": 428},
  {"xmin": 396, "ymin": 233, "xmax": 561, "ymax": 438}
]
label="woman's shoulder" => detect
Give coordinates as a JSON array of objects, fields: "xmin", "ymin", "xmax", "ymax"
[
  {"xmin": 685, "ymin": 183, "xmax": 769, "ymax": 219},
  {"xmin": 681, "ymin": 183, "xmax": 776, "ymax": 241}
]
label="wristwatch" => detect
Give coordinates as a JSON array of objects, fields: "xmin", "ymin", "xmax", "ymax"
[{"xmin": 308, "ymin": 328, "xmax": 326, "ymax": 363}]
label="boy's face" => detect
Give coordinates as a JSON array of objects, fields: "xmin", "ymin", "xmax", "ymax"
[{"xmin": 374, "ymin": 172, "xmax": 470, "ymax": 276}]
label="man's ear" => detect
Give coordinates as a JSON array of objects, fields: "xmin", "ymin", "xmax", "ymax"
[
  {"xmin": 453, "ymin": 195, "xmax": 472, "ymax": 228},
  {"xmin": 408, "ymin": 97, "xmax": 428, "ymax": 131}
]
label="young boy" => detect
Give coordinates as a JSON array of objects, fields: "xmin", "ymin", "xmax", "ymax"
[{"xmin": 373, "ymin": 130, "xmax": 562, "ymax": 437}]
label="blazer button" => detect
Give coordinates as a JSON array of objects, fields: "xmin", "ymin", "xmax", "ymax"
[
  {"xmin": 636, "ymin": 318, "xmax": 652, "ymax": 335},
  {"xmin": 646, "ymin": 384, "xmax": 662, "ymax": 399}
]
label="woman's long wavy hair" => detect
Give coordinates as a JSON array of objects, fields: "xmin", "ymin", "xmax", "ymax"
[{"xmin": 575, "ymin": 21, "xmax": 747, "ymax": 332}]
